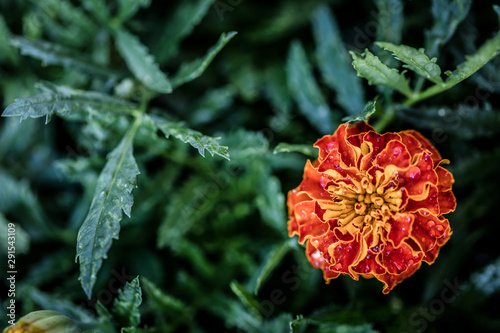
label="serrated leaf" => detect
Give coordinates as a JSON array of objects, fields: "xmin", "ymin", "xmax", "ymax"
[
  {"xmin": 350, "ymin": 49, "xmax": 413, "ymax": 97},
  {"xmin": 446, "ymin": 32, "xmax": 500, "ymax": 84},
  {"xmin": 117, "ymin": 0, "xmax": 151, "ymax": 22},
  {"xmin": 76, "ymin": 130, "xmax": 140, "ymax": 299},
  {"xmin": 376, "ymin": 42, "xmax": 444, "ymax": 85},
  {"xmin": 273, "ymin": 143, "xmax": 317, "ymax": 157},
  {"xmin": 230, "ymin": 282, "xmax": 263, "ymax": 322},
  {"xmin": 152, "ymin": 0, "xmax": 213, "ymax": 63},
  {"xmin": 287, "ymin": 40, "xmax": 337, "ymax": 134},
  {"xmin": 10, "ymin": 36, "xmax": 117, "ymax": 77},
  {"xmin": 255, "ymin": 175, "xmax": 287, "ymax": 235},
  {"xmin": 149, "ymin": 114, "xmax": 229, "ymax": 160},
  {"xmin": 141, "ymin": 277, "xmax": 187, "ymax": 314},
  {"xmin": 112, "ymin": 276, "xmax": 142, "ymax": 328},
  {"xmin": 312, "ymin": 5, "xmax": 365, "ymax": 115},
  {"xmin": 342, "ymin": 99, "xmax": 377, "ymax": 123},
  {"xmin": 171, "ymin": 31, "xmax": 237, "ymax": 88},
  {"xmin": 2, "ymin": 83, "xmax": 136, "ymax": 123},
  {"xmin": 425, "ymin": 0, "xmax": 472, "ymax": 57},
  {"xmin": 114, "ymin": 28, "xmax": 172, "ymax": 94},
  {"xmin": 251, "ymin": 240, "xmax": 292, "ymax": 294}
]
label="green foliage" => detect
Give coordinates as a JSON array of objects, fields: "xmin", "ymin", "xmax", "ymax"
[
  {"xmin": 76, "ymin": 125, "xmax": 140, "ymax": 298},
  {"xmin": 112, "ymin": 277, "xmax": 142, "ymax": 329},
  {"xmin": 287, "ymin": 40, "xmax": 337, "ymax": 134},
  {"xmin": 114, "ymin": 28, "xmax": 172, "ymax": 94},
  {"xmin": 1, "ymin": 1, "xmax": 500, "ymax": 332},
  {"xmin": 350, "ymin": 49, "xmax": 413, "ymax": 97}
]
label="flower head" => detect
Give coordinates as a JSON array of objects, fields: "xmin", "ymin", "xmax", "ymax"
[
  {"xmin": 287, "ymin": 122, "xmax": 456, "ymax": 293},
  {"xmin": 3, "ymin": 310, "xmax": 80, "ymax": 333}
]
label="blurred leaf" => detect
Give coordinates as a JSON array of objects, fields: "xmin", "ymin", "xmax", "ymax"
[
  {"xmin": 376, "ymin": 42, "xmax": 444, "ymax": 84},
  {"xmin": 342, "ymin": 99, "xmax": 377, "ymax": 123},
  {"xmin": 81, "ymin": 0, "xmax": 110, "ymax": 24},
  {"xmin": 149, "ymin": 114, "xmax": 230, "ymax": 159},
  {"xmin": 114, "ymin": 28, "xmax": 172, "ymax": 94},
  {"xmin": 287, "ymin": 40, "xmax": 337, "ymax": 134},
  {"xmin": 425, "ymin": 0, "xmax": 472, "ymax": 57},
  {"xmin": 112, "ymin": 276, "xmax": 142, "ymax": 328},
  {"xmin": 10, "ymin": 36, "xmax": 117, "ymax": 77},
  {"xmin": 273, "ymin": 142, "xmax": 317, "ymax": 157},
  {"xmin": 2, "ymin": 82, "xmax": 136, "ymax": 123},
  {"xmin": 312, "ymin": 5, "xmax": 365, "ymax": 115},
  {"xmin": 374, "ymin": 0, "xmax": 403, "ymax": 61},
  {"xmin": 230, "ymin": 281, "xmax": 263, "ymax": 322},
  {"xmin": 152, "ymin": 0, "xmax": 213, "ymax": 63},
  {"xmin": 171, "ymin": 31, "xmax": 237, "ymax": 88},
  {"xmin": 318, "ymin": 323, "xmax": 379, "ymax": 333},
  {"xmin": 0, "ymin": 213, "xmax": 30, "ymax": 255},
  {"xmin": 350, "ymin": 49, "xmax": 413, "ymax": 97},
  {"xmin": 141, "ymin": 277, "xmax": 187, "ymax": 314},
  {"xmin": 156, "ymin": 175, "xmax": 218, "ymax": 249},
  {"xmin": 116, "ymin": 0, "xmax": 151, "ymax": 22},
  {"xmin": 0, "ymin": 15, "xmax": 18, "ymax": 65},
  {"xmin": 30, "ymin": 289, "xmax": 96, "ymax": 325},
  {"xmin": 76, "ymin": 127, "xmax": 140, "ymax": 298},
  {"xmin": 398, "ymin": 104, "xmax": 500, "ymax": 139},
  {"xmin": 255, "ymin": 174, "xmax": 287, "ymax": 235},
  {"xmin": 251, "ymin": 239, "xmax": 292, "ymax": 294},
  {"xmin": 471, "ymin": 255, "xmax": 500, "ymax": 296}
]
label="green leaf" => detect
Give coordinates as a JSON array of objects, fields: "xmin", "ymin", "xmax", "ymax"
[
  {"xmin": 171, "ymin": 31, "xmax": 237, "ymax": 88},
  {"xmin": 404, "ymin": 32, "xmax": 500, "ymax": 105},
  {"xmin": 425, "ymin": 0, "xmax": 472, "ymax": 57},
  {"xmin": 76, "ymin": 126, "xmax": 140, "ymax": 299},
  {"xmin": 273, "ymin": 142, "xmax": 317, "ymax": 157},
  {"xmin": 376, "ymin": 42, "xmax": 444, "ymax": 85},
  {"xmin": 312, "ymin": 5, "xmax": 365, "ymax": 115},
  {"xmin": 251, "ymin": 240, "xmax": 292, "ymax": 294},
  {"xmin": 0, "ymin": 15, "xmax": 18, "ymax": 64},
  {"xmin": 446, "ymin": 32, "xmax": 500, "ymax": 84},
  {"xmin": 152, "ymin": 0, "xmax": 214, "ymax": 63},
  {"xmin": 230, "ymin": 281, "xmax": 263, "ymax": 322},
  {"xmin": 350, "ymin": 49, "xmax": 413, "ymax": 97},
  {"xmin": 255, "ymin": 175, "xmax": 287, "ymax": 235},
  {"xmin": 112, "ymin": 276, "xmax": 142, "ymax": 328},
  {"xmin": 141, "ymin": 277, "xmax": 187, "ymax": 314},
  {"xmin": 116, "ymin": 0, "xmax": 151, "ymax": 22},
  {"xmin": 114, "ymin": 28, "xmax": 172, "ymax": 94},
  {"xmin": 156, "ymin": 175, "xmax": 218, "ymax": 249},
  {"xmin": 287, "ymin": 40, "xmax": 337, "ymax": 134},
  {"xmin": 342, "ymin": 99, "xmax": 377, "ymax": 123},
  {"xmin": 2, "ymin": 83, "xmax": 136, "ymax": 123},
  {"xmin": 375, "ymin": 0, "xmax": 404, "ymax": 46},
  {"xmin": 81, "ymin": 0, "xmax": 110, "ymax": 24},
  {"xmin": 149, "ymin": 114, "xmax": 230, "ymax": 160},
  {"xmin": 10, "ymin": 36, "xmax": 118, "ymax": 77}
]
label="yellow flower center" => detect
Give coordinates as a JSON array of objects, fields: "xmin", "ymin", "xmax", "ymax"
[{"xmin": 319, "ymin": 175, "xmax": 403, "ymax": 247}]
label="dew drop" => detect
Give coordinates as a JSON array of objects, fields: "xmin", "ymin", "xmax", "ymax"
[
  {"xmin": 327, "ymin": 142, "xmax": 335, "ymax": 151},
  {"xmin": 334, "ymin": 263, "xmax": 342, "ymax": 270},
  {"xmin": 407, "ymin": 166, "xmax": 421, "ymax": 180},
  {"xmin": 393, "ymin": 146, "xmax": 402, "ymax": 156},
  {"xmin": 426, "ymin": 221, "xmax": 435, "ymax": 228},
  {"xmin": 436, "ymin": 225, "xmax": 443, "ymax": 232},
  {"xmin": 428, "ymin": 230, "xmax": 436, "ymax": 237}
]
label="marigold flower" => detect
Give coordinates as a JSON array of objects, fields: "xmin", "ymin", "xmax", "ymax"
[
  {"xmin": 3, "ymin": 310, "xmax": 80, "ymax": 333},
  {"xmin": 287, "ymin": 122, "xmax": 456, "ymax": 294}
]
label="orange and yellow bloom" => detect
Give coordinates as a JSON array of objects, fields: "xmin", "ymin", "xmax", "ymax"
[{"xmin": 287, "ymin": 122, "xmax": 456, "ymax": 293}]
